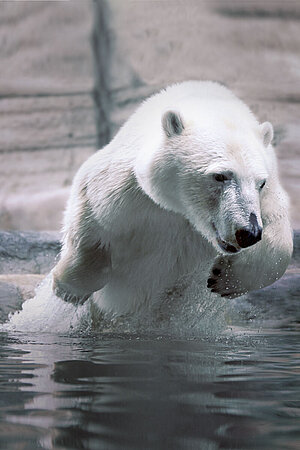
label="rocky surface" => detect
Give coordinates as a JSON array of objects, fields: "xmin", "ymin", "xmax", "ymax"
[
  {"xmin": 0, "ymin": 231, "xmax": 60, "ymax": 319},
  {"xmin": 0, "ymin": 231, "xmax": 60, "ymax": 274},
  {"xmin": 0, "ymin": 274, "xmax": 44, "ymax": 319}
]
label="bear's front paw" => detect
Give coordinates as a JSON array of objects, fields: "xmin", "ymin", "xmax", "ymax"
[
  {"xmin": 53, "ymin": 278, "xmax": 91, "ymax": 306},
  {"xmin": 207, "ymin": 256, "xmax": 247, "ymax": 299}
]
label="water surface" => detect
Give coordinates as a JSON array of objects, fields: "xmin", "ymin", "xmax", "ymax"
[{"xmin": 0, "ymin": 323, "xmax": 299, "ymax": 449}]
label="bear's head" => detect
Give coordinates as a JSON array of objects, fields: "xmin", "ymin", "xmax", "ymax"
[{"xmin": 135, "ymin": 105, "xmax": 275, "ymax": 255}]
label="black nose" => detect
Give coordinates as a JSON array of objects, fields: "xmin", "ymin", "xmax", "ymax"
[{"xmin": 235, "ymin": 213, "xmax": 262, "ymax": 248}]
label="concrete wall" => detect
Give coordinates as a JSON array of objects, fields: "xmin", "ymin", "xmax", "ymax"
[
  {"xmin": 0, "ymin": 1, "xmax": 98, "ymax": 230},
  {"xmin": 0, "ymin": 0, "xmax": 299, "ymax": 230}
]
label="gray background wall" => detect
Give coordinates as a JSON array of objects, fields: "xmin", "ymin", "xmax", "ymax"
[{"xmin": 1, "ymin": 0, "xmax": 299, "ymax": 230}]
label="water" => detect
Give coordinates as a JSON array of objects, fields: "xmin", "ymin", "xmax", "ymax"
[
  {"xmin": 0, "ymin": 329, "xmax": 299, "ymax": 450},
  {"xmin": 0, "ymin": 279, "xmax": 299, "ymax": 449}
]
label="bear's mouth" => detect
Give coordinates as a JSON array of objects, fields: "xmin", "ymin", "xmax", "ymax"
[
  {"xmin": 216, "ymin": 237, "xmax": 239, "ymax": 254},
  {"xmin": 212, "ymin": 223, "xmax": 240, "ymax": 254}
]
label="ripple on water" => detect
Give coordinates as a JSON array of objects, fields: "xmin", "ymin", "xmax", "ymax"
[
  {"xmin": 0, "ymin": 267, "xmax": 299, "ymax": 448},
  {"xmin": 0, "ymin": 330, "xmax": 299, "ymax": 449}
]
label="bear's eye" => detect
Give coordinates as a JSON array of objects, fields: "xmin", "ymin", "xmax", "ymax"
[
  {"xmin": 260, "ymin": 180, "xmax": 266, "ymax": 190},
  {"xmin": 214, "ymin": 173, "xmax": 228, "ymax": 182}
]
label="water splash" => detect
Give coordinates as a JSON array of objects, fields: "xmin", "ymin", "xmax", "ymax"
[
  {"xmin": 2, "ymin": 274, "xmax": 92, "ymax": 334},
  {"xmin": 2, "ymin": 272, "xmax": 234, "ymax": 337}
]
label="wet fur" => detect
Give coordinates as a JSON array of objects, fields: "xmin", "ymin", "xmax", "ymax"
[{"xmin": 52, "ymin": 81, "xmax": 293, "ymax": 314}]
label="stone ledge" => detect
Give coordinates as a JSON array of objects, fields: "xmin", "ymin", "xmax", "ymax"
[
  {"xmin": 0, "ymin": 274, "xmax": 44, "ymax": 319},
  {"xmin": 0, "ymin": 231, "xmax": 61, "ymax": 274}
]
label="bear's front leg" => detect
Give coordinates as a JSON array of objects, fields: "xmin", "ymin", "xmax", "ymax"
[
  {"xmin": 207, "ymin": 217, "xmax": 293, "ymax": 299},
  {"xmin": 52, "ymin": 241, "xmax": 112, "ymax": 305}
]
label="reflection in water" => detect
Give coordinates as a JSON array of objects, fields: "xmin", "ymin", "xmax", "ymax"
[{"xmin": 0, "ymin": 330, "xmax": 299, "ymax": 449}]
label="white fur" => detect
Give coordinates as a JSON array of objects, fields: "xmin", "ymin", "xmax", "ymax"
[{"xmin": 53, "ymin": 81, "xmax": 293, "ymax": 313}]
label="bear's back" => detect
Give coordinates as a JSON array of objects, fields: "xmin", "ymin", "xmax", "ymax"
[{"xmin": 112, "ymin": 81, "xmax": 256, "ymax": 155}]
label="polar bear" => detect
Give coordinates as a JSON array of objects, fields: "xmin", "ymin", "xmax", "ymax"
[{"xmin": 52, "ymin": 81, "xmax": 293, "ymax": 314}]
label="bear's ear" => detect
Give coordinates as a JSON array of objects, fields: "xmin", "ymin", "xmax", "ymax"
[
  {"xmin": 260, "ymin": 121, "xmax": 274, "ymax": 148},
  {"xmin": 162, "ymin": 110, "xmax": 185, "ymax": 137}
]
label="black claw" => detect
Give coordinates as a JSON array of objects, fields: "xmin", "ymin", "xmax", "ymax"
[
  {"xmin": 207, "ymin": 278, "xmax": 217, "ymax": 288},
  {"xmin": 221, "ymin": 293, "xmax": 232, "ymax": 297},
  {"xmin": 212, "ymin": 268, "xmax": 221, "ymax": 276}
]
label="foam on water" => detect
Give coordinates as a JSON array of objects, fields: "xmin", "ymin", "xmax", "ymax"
[
  {"xmin": 2, "ymin": 272, "xmax": 237, "ymax": 337},
  {"xmin": 2, "ymin": 274, "xmax": 92, "ymax": 334}
]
